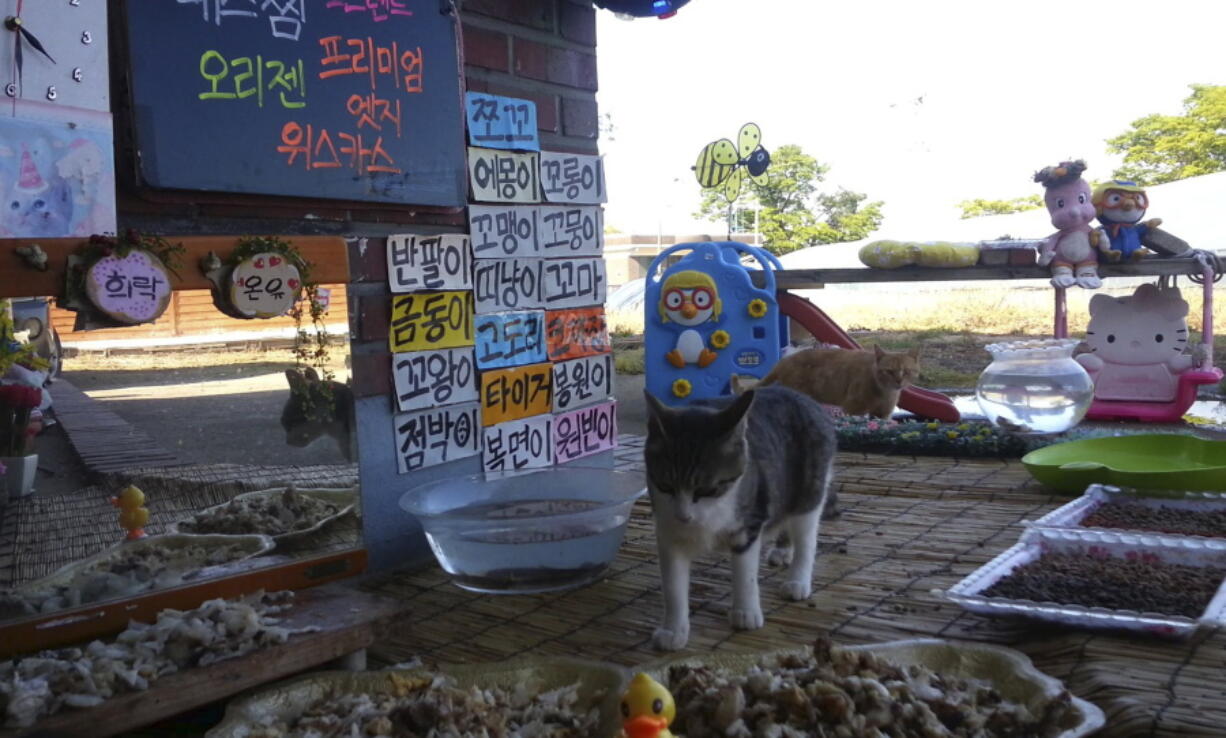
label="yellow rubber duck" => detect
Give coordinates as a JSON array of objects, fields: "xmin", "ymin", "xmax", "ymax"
[
  {"xmin": 110, "ymin": 484, "xmax": 149, "ymax": 541},
  {"xmin": 616, "ymin": 672, "xmax": 677, "ymax": 738}
]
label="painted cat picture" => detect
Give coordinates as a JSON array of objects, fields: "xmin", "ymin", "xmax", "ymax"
[
  {"xmin": 643, "ymin": 385, "xmax": 837, "ymax": 651},
  {"xmin": 282, "ymin": 367, "xmax": 356, "ymax": 462},
  {"xmin": 757, "ymin": 344, "xmax": 920, "ymax": 419}
]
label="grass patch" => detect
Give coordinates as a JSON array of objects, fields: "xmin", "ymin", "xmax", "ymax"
[
  {"xmin": 615, "ymin": 347, "xmax": 645, "ymax": 375},
  {"xmin": 918, "ymin": 365, "xmax": 979, "ymax": 390}
]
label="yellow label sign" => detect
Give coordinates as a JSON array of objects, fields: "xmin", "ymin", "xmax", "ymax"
[
  {"xmin": 389, "ymin": 291, "xmax": 474, "ymax": 352},
  {"xmin": 480, "ymin": 362, "xmax": 552, "ymax": 426}
]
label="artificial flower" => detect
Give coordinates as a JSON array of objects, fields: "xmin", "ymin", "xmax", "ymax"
[
  {"xmin": 672, "ymin": 378, "xmax": 692, "ymax": 398},
  {"xmin": 709, "ymin": 330, "xmax": 730, "ymax": 349},
  {"xmin": 747, "ymin": 299, "xmax": 768, "ymax": 318}
]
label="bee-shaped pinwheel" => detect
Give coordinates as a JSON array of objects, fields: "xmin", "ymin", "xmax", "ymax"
[{"xmin": 692, "ymin": 123, "xmax": 770, "ymax": 201}]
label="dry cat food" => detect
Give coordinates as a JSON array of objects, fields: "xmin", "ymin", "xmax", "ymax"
[
  {"xmin": 245, "ymin": 674, "xmax": 602, "ymax": 738},
  {"xmin": 1079, "ymin": 501, "xmax": 1226, "ymax": 538},
  {"xmin": 0, "ymin": 540, "xmax": 259, "ymax": 618},
  {"xmin": 177, "ymin": 486, "xmax": 344, "ymax": 537},
  {"xmin": 667, "ymin": 637, "xmax": 1078, "ymax": 737},
  {"xmin": 982, "ymin": 552, "xmax": 1226, "ymax": 618},
  {"xmin": 1, "ymin": 591, "xmax": 312, "ymax": 728}
]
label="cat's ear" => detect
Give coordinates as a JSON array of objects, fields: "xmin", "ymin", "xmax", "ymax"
[
  {"xmin": 285, "ymin": 369, "xmax": 306, "ymax": 391},
  {"xmin": 873, "ymin": 344, "xmax": 885, "ymax": 360},
  {"xmin": 714, "ymin": 389, "xmax": 755, "ymax": 437},
  {"xmin": 908, "ymin": 345, "xmax": 920, "ymax": 359},
  {"xmin": 302, "ymin": 366, "xmax": 321, "ymax": 383},
  {"xmin": 643, "ymin": 390, "xmax": 671, "ymax": 439}
]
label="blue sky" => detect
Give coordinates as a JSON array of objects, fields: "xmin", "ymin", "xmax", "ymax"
[{"xmin": 595, "ymin": 0, "xmax": 1226, "ymax": 238}]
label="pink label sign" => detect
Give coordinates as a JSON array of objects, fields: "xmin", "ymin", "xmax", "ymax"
[
  {"xmin": 229, "ymin": 252, "xmax": 302, "ymax": 318},
  {"xmin": 552, "ymin": 400, "xmax": 617, "ymax": 464},
  {"xmin": 85, "ymin": 250, "xmax": 173, "ymax": 325}
]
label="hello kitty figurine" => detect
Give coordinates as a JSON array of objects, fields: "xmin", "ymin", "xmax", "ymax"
[
  {"xmin": 1033, "ymin": 160, "xmax": 1112, "ymax": 289},
  {"xmin": 1076, "ymin": 283, "xmax": 1198, "ymax": 402}
]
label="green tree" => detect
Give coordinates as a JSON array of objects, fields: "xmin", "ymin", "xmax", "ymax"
[
  {"xmin": 693, "ymin": 144, "xmax": 884, "ymax": 256},
  {"xmin": 1106, "ymin": 84, "xmax": 1226, "ymax": 185},
  {"xmin": 957, "ymin": 195, "xmax": 1043, "ymax": 219}
]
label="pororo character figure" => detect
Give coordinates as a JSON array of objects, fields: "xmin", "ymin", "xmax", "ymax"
[
  {"xmin": 1093, "ymin": 180, "xmax": 1158, "ymax": 262},
  {"xmin": 1034, "ymin": 160, "xmax": 1113, "ymax": 289},
  {"xmin": 658, "ymin": 270, "xmax": 721, "ymax": 368}
]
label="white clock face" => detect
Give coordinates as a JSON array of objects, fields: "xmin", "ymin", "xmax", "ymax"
[{"xmin": 0, "ymin": 0, "xmax": 109, "ymax": 113}]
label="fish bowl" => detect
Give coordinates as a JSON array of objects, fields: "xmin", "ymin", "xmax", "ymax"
[
  {"xmin": 400, "ymin": 467, "xmax": 646, "ymax": 594},
  {"xmin": 976, "ymin": 339, "xmax": 1094, "ymax": 434}
]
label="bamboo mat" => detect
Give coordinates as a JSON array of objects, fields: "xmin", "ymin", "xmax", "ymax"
[
  {"xmin": 0, "ymin": 463, "xmax": 360, "ymax": 587},
  {"xmin": 363, "ymin": 443, "xmax": 1226, "ymax": 736}
]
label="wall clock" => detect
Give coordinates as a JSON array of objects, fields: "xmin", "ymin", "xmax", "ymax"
[{"xmin": 0, "ymin": 0, "xmax": 109, "ymax": 112}]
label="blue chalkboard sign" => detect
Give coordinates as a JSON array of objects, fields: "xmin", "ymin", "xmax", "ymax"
[{"xmin": 122, "ymin": 0, "xmax": 467, "ymax": 206}]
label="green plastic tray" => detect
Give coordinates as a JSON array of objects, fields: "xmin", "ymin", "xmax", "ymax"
[{"xmin": 1022, "ymin": 434, "xmax": 1226, "ymax": 494}]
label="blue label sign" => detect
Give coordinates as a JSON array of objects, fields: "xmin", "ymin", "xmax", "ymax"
[
  {"xmin": 474, "ymin": 311, "xmax": 547, "ymax": 369},
  {"xmin": 465, "ymin": 92, "xmax": 539, "ymax": 151}
]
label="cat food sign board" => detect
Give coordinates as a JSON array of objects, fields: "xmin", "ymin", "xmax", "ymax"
[{"xmin": 381, "ymin": 93, "xmax": 616, "ymax": 475}]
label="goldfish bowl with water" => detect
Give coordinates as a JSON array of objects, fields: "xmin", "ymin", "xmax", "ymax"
[
  {"xmin": 400, "ymin": 467, "xmax": 647, "ymax": 594},
  {"xmin": 976, "ymin": 339, "xmax": 1094, "ymax": 434}
]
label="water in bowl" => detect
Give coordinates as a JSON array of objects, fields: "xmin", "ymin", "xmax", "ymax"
[
  {"xmin": 975, "ymin": 371, "xmax": 1094, "ymax": 434},
  {"xmin": 426, "ymin": 498, "xmax": 629, "ymax": 594}
]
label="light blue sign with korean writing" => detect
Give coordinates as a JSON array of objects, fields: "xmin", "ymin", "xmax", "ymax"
[
  {"xmin": 474, "ymin": 310, "xmax": 547, "ymax": 369},
  {"xmin": 465, "ymin": 92, "xmax": 540, "ymax": 151}
]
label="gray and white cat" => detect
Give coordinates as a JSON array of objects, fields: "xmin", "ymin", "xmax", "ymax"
[
  {"xmin": 282, "ymin": 367, "xmax": 356, "ymax": 462},
  {"xmin": 643, "ymin": 385, "xmax": 837, "ymax": 651}
]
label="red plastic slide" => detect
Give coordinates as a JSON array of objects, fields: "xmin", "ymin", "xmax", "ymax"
[{"xmin": 777, "ymin": 292, "xmax": 961, "ymax": 422}]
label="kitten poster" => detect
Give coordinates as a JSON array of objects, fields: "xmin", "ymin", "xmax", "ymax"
[{"xmin": 0, "ymin": 113, "xmax": 116, "ymax": 238}]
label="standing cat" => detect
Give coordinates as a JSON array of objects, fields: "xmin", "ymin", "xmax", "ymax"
[
  {"xmin": 282, "ymin": 367, "xmax": 356, "ymax": 462},
  {"xmin": 759, "ymin": 344, "xmax": 919, "ymax": 419},
  {"xmin": 643, "ymin": 385, "xmax": 837, "ymax": 651}
]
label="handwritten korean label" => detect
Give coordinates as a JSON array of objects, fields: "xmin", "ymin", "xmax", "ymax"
[
  {"xmin": 198, "ymin": 51, "xmax": 307, "ymax": 109},
  {"xmin": 228, "ymin": 252, "xmax": 301, "ymax": 318},
  {"xmin": 474, "ymin": 311, "xmax": 546, "ymax": 370},
  {"xmin": 392, "ymin": 347, "xmax": 478, "ymax": 413},
  {"xmin": 540, "ymin": 152, "xmax": 605, "ymax": 204},
  {"xmin": 480, "ymin": 363, "xmax": 552, "ymax": 426},
  {"xmin": 325, "ymin": 0, "xmax": 413, "ymax": 22},
  {"xmin": 473, "ymin": 258, "xmax": 543, "ymax": 314},
  {"xmin": 178, "ymin": 0, "xmax": 307, "ymax": 40},
  {"xmin": 468, "ymin": 147, "xmax": 540, "ymax": 203},
  {"xmin": 546, "ymin": 307, "xmax": 610, "ymax": 361},
  {"xmin": 541, "ymin": 258, "xmax": 606, "ymax": 309},
  {"xmin": 539, "ymin": 206, "xmax": 603, "ymax": 256},
  {"xmin": 389, "ymin": 291, "xmax": 474, "ymax": 352},
  {"xmin": 394, "ymin": 402, "xmax": 480, "ymax": 473},
  {"xmin": 482, "ymin": 415, "xmax": 553, "ymax": 473},
  {"xmin": 553, "ymin": 401, "xmax": 618, "ymax": 464},
  {"xmin": 85, "ymin": 250, "xmax": 174, "ymax": 325},
  {"xmin": 468, "ymin": 205, "xmax": 539, "ymax": 258},
  {"xmin": 552, "ymin": 354, "xmax": 613, "ymax": 413},
  {"xmin": 465, "ymin": 92, "xmax": 540, "ymax": 151},
  {"xmin": 387, "ymin": 234, "xmax": 473, "ymax": 293}
]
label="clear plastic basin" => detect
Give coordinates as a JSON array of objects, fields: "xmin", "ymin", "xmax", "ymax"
[{"xmin": 400, "ymin": 467, "xmax": 647, "ymax": 594}]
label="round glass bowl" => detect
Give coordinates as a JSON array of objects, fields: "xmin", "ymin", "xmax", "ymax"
[
  {"xmin": 400, "ymin": 467, "xmax": 647, "ymax": 594},
  {"xmin": 976, "ymin": 339, "xmax": 1094, "ymax": 434}
]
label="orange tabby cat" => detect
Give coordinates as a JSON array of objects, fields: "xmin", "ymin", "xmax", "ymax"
[{"xmin": 758, "ymin": 345, "xmax": 920, "ymax": 418}]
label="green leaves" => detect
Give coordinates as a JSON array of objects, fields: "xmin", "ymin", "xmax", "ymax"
[
  {"xmin": 956, "ymin": 196, "xmax": 1043, "ymax": 220},
  {"xmin": 1107, "ymin": 84, "xmax": 1226, "ymax": 186}
]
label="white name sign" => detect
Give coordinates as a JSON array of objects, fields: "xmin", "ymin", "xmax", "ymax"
[
  {"xmin": 393, "ymin": 402, "xmax": 481, "ymax": 473},
  {"xmin": 392, "ymin": 347, "xmax": 479, "ymax": 413}
]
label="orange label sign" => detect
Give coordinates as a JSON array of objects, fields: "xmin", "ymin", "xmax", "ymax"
[
  {"xmin": 480, "ymin": 362, "xmax": 552, "ymax": 426},
  {"xmin": 545, "ymin": 307, "xmax": 610, "ymax": 361}
]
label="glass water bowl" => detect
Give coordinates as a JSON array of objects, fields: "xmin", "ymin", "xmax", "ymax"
[
  {"xmin": 976, "ymin": 339, "xmax": 1094, "ymax": 434},
  {"xmin": 400, "ymin": 467, "xmax": 647, "ymax": 594}
]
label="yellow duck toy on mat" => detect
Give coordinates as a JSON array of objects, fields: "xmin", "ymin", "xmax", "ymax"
[
  {"xmin": 110, "ymin": 484, "xmax": 149, "ymax": 541},
  {"xmin": 617, "ymin": 672, "xmax": 677, "ymax": 738}
]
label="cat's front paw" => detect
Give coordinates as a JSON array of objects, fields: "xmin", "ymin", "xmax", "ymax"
[
  {"xmin": 652, "ymin": 623, "xmax": 690, "ymax": 651},
  {"xmin": 782, "ymin": 578, "xmax": 812, "ymax": 601},
  {"xmin": 729, "ymin": 604, "xmax": 764, "ymax": 630},
  {"xmin": 766, "ymin": 545, "xmax": 793, "ymax": 567}
]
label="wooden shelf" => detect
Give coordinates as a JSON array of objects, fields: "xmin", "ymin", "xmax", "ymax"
[
  {"xmin": 0, "ymin": 582, "xmax": 405, "ymax": 738},
  {"xmin": 0, "ymin": 236, "xmax": 350, "ymax": 299}
]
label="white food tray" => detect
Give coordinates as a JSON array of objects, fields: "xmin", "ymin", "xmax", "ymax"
[
  {"xmin": 940, "ymin": 527, "xmax": 1226, "ymax": 638},
  {"xmin": 1027, "ymin": 484, "xmax": 1226, "ymax": 542}
]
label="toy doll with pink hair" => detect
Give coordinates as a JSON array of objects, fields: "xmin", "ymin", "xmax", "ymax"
[{"xmin": 1033, "ymin": 160, "xmax": 1112, "ymax": 289}]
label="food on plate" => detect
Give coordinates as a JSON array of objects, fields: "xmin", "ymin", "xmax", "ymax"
[{"xmin": 177, "ymin": 486, "xmax": 346, "ymax": 537}]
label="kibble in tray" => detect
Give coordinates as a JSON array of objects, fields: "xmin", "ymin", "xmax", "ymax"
[
  {"xmin": 942, "ymin": 527, "xmax": 1226, "ymax": 638},
  {"xmin": 1028, "ymin": 484, "xmax": 1226, "ymax": 540}
]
